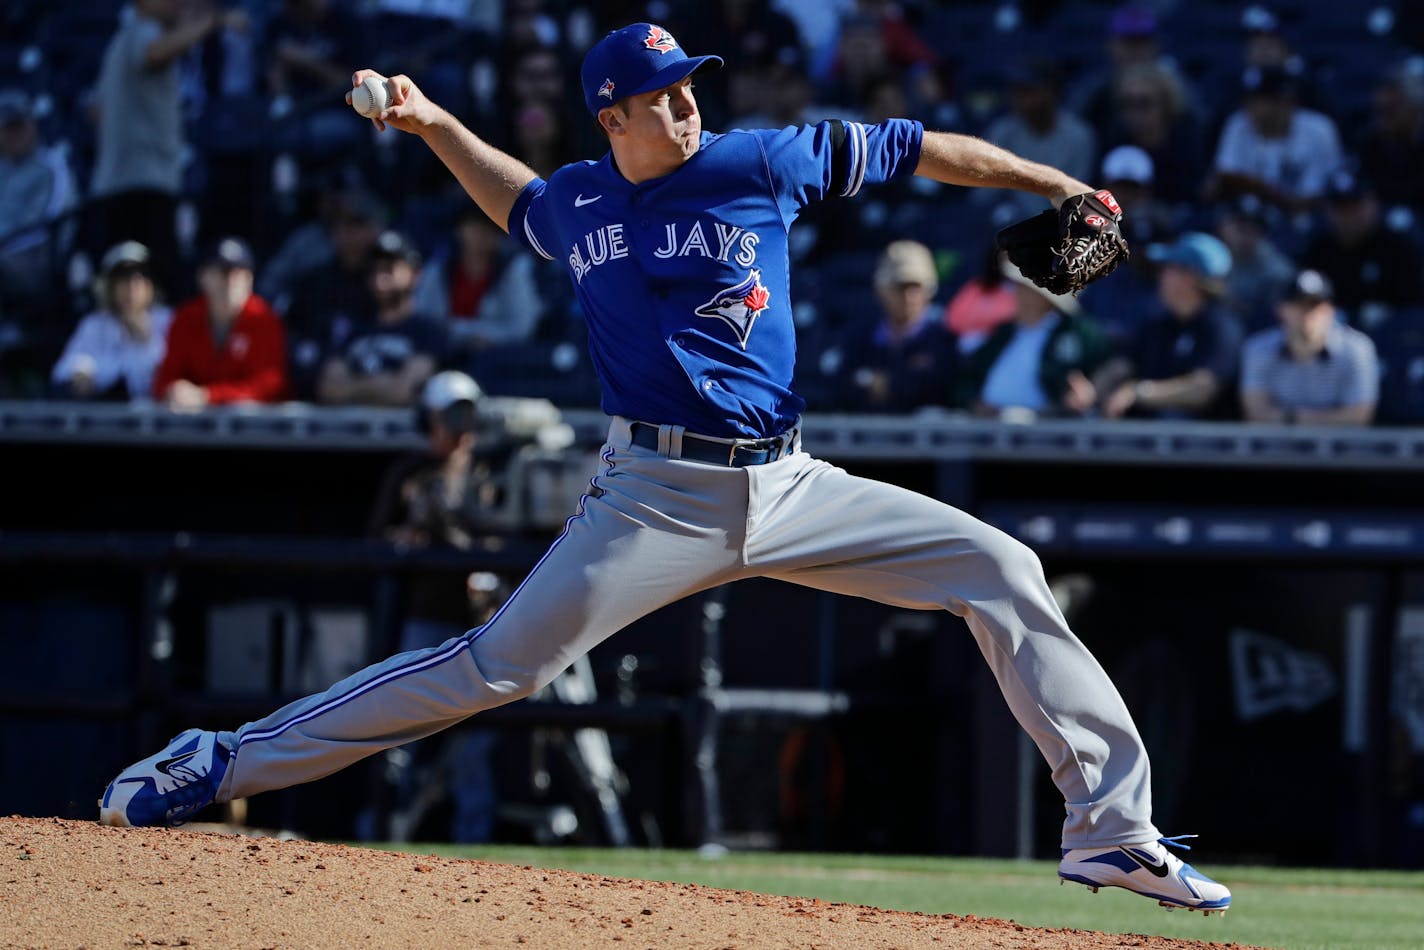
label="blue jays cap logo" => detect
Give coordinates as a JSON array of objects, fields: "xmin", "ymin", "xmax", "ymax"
[
  {"xmin": 580, "ymin": 22, "xmax": 723, "ymax": 116},
  {"xmin": 695, "ymin": 269, "xmax": 771, "ymax": 349},
  {"xmin": 643, "ymin": 25, "xmax": 678, "ymax": 53}
]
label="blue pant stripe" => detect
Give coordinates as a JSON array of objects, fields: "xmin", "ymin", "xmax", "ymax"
[{"xmin": 234, "ymin": 444, "xmax": 617, "ymax": 751}]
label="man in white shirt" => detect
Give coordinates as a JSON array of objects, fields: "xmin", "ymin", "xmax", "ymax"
[
  {"xmin": 1209, "ymin": 64, "xmax": 1342, "ymax": 212},
  {"xmin": 51, "ymin": 242, "xmax": 172, "ymax": 400}
]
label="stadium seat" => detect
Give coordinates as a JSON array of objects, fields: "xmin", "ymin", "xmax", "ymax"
[
  {"xmin": 1367, "ymin": 307, "xmax": 1424, "ymax": 425},
  {"xmin": 465, "ymin": 341, "xmax": 601, "ymax": 407}
]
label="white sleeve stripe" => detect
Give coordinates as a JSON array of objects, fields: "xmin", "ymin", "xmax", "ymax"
[
  {"xmin": 522, "ymin": 210, "xmax": 554, "ymax": 261},
  {"xmin": 839, "ymin": 120, "xmax": 861, "ymax": 197},
  {"xmin": 846, "ymin": 122, "xmax": 869, "ymax": 197}
]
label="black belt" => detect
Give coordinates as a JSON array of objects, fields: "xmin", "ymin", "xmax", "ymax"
[{"xmin": 630, "ymin": 422, "xmax": 797, "ymax": 467}]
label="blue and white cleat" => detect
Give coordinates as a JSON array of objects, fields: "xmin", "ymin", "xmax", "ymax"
[
  {"xmin": 98, "ymin": 729, "xmax": 230, "ymax": 828},
  {"xmin": 1058, "ymin": 835, "xmax": 1231, "ymax": 915}
]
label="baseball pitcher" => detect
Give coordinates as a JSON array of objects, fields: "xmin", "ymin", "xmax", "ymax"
[{"xmin": 100, "ymin": 23, "xmax": 1226, "ymax": 914}]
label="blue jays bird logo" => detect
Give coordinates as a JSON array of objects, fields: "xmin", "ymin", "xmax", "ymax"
[
  {"xmin": 644, "ymin": 26, "xmax": 678, "ymax": 53},
  {"xmin": 598, "ymin": 77, "xmax": 615, "ymax": 100},
  {"xmin": 695, "ymin": 269, "xmax": 771, "ymax": 349}
]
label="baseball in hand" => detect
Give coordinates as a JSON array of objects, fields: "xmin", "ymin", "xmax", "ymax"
[{"xmin": 351, "ymin": 76, "xmax": 392, "ymax": 118}]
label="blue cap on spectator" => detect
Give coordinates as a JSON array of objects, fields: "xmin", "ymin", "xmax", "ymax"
[
  {"xmin": 1148, "ymin": 232, "xmax": 1233, "ymax": 280},
  {"xmin": 580, "ymin": 23, "xmax": 723, "ymax": 117},
  {"xmin": 1110, "ymin": 5, "xmax": 1158, "ymax": 38},
  {"xmin": 202, "ymin": 236, "xmax": 255, "ymax": 271}
]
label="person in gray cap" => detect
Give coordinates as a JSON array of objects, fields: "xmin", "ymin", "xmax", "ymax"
[
  {"xmin": 1240, "ymin": 269, "xmax": 1379, "ymax": 425},
  {"xmin": 0, "ymin": 88, "xmax": 77, "ymax": 303}
]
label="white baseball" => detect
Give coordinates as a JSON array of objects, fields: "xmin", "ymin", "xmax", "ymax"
[{"xmin": 351, "ymin": 76, "xmax": 392, "ymax": 119}]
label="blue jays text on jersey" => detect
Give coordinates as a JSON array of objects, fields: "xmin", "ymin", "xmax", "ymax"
[{"xmin": 509, "ymin": 118, "xmax": 924, "ymax": 438}]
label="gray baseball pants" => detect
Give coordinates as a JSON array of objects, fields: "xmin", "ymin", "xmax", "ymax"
[{"xmin": 215, "ymin": 417, "xmax": 1158, "ymax": 848}]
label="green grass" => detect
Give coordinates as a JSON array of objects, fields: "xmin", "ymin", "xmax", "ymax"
[{"xmin": 357, "ymin": 844, "xmax": 1424, "ymax": 950}]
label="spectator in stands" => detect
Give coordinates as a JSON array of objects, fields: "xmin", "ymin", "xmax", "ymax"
[
  {"xmin": 421, "ymin": 204, "xmax": 543, "ymax": 351},
  {"xmin": 317, "ymin": 230, "xmax": 446, "ymax": 407},
  {"xmin": 980, "ymin": 59, "xmax": 1096, "ymax": 220},
  {"xmin": 1208, "ymin": 64, "xmax": 1343, "ymax": 211},
  {"xmin": 942, "ymin": 244, "xmax": 1016, "ymax": 355},
  {"xmin": 263, "ymin": 0, "xmax": 370, "ymax": 163},
  {"xmin": 1235, "ymin": 5, "xmax": 1327, "ymax": 117},
  {"xmin": 836, "ymin": 240, "xmax": 957, "ymax": 412},
  {"xmin": 365, "ymin": 370, "xmax": 505, "ymax": 843},
  {"xmin": 1240, "ymin": 269, "xmax": 1379, "ymax": 425},
  {"xmin": 508, "ymin": 44, "xmax": 564, "ymax": 110},
  {"xmin": 260, "ymin": 179, "xmax": 382, "ymax": 306},
  {"xmin": 1215, "ymin": 195, "xmax": 1295, "ymax": 333},
  {"xmin": 957, "ymin": 260, "xmax": 1109, "ymax": 419},
  {"xmin": 1069, "ymin": 4, "xmax": 1196, "ymax": 139},
  {"xmin": 1301, "ymin": 170, "xmax": 1423, "ymax": 327},
  {"xmin": 50, "ymin": 242, "xmax": 172, "ymax": 401},
  {"xmin": 688, "ymin": 0, "xmax": 806, "ymax": 125},
  {"xmin": 264, "ymin": 0, "xmax": 361, "ymax": 102},
  {"xmin": 1357, "ymin": 63, "xmax": 1424, "ymax": 212},
  {"xmin": 1087, "ymin": 232, "xmax": 1242, "ymax": 420},
  {"xmin": 820, "ymin": 12, "xmax": 890, "ymax": 110},
  {"xmin": 0, "ymin": 89, "xmax": 77, "ymax": 305},
  {"xmin": 509, "ymin": 99, "xmax": 572, "ymax": 180},
  {"xmin": 89, "ymin": 0, "xmax": 248, "ymax": 296},
  {"xmin": 1076, "ymin": 145, "xmax": 1169, "ymax": 347},
  {"xmin": 153, "ymin": 237, "xmax": 288, "ymax": 410},
  {"xmin": 1100, "ymin": 144, "xmax": 1174, "ymax": 248},
  {"xmin": 1103, "ymin": 61, "xmax": 1207, "ymax": 207},
  {"xmin": 728, "ymin": 47, "xmax": 824, "ymax": 130},
  {"xmin": 281, "ymin": 187, "xmax": 386, "ymax": 401}
]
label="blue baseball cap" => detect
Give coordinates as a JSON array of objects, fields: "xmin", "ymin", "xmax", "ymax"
[
  {"xmin": 1147, "ymin": 232, "xmax": 1233, "ymax": 280},
  {"xmin": 580, "ymin": 23, "xmax": 723, "ymax": 117}
]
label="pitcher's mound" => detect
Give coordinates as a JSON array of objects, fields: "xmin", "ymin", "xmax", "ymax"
[{"xmin": 2, "ymin": 817, "xmax": 1256, "ymax": 949}]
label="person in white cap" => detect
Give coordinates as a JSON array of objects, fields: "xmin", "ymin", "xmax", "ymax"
[
  {"xmin": 361, "ymin": 369, "xmax": 516, "ymax": 844},
  {"xmin": 51, "ymin": 241, "xmax": 172, "ymax": 400}
]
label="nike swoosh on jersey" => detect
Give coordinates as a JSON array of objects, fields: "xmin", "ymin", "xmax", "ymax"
[
  {"xmin": 574, "ymin": 194, "xmax": 602, "ymax": 207},
  {"xmin": 1119, "ymin": 847, "xmax": 1171, "ymax": 878}
]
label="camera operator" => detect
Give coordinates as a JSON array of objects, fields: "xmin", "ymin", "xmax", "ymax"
[{"xmin": 358, "ymin": 369, "xmax": 512, "ymax": 842}]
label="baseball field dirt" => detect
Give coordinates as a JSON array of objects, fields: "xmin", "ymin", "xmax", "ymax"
[{"xmin": 0, "ymin": 817, "xmax": 1264, "ymax": 949}]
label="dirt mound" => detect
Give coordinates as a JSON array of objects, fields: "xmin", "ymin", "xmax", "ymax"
[{"xmin": 1, "ymin": 817, "xmax": 1257, "ymax": 949}]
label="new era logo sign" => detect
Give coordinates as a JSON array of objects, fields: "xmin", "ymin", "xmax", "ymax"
[{"xmin": 1230, "ymin": 629, "xmax": 1336, "ymax": 721}]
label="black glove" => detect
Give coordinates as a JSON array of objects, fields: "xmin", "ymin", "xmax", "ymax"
[{"xmin": 995, "ymin": 190, "xmax": 1130, "ymax": 296}]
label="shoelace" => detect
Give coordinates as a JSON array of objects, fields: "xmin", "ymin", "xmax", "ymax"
[{"xmin": 1159, "ymin": 834, "xmax": 1199, "ymax": 852}]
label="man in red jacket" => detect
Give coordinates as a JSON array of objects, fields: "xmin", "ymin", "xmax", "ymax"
[{"xmin": 153, "ymin": 237, "xmax": 289, "ymax": 410}]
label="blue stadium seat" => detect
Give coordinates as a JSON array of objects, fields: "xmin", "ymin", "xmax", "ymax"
[
  {"xmin": 1367, "ymin": 308, "xmax": 1424, "ymax": 425},
  {"xmin": 464, "ymin": 341, "xmax": 601, "ymax": 407}
]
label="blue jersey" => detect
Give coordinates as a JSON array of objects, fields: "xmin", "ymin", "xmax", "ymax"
[{"xmin": 509, "ymin": 118, "xmax": 924, "ymax": 438}]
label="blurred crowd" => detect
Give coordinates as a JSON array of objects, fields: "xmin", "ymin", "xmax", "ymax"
[{"xmin": 2, "ymin": 0, "xmax": 1423, "ymax": 424}]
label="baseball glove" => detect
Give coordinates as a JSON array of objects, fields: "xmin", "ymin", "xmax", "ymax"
[{"xmin": 995, "ymin": 189, "xmax": 1129, "ymax": 296}]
